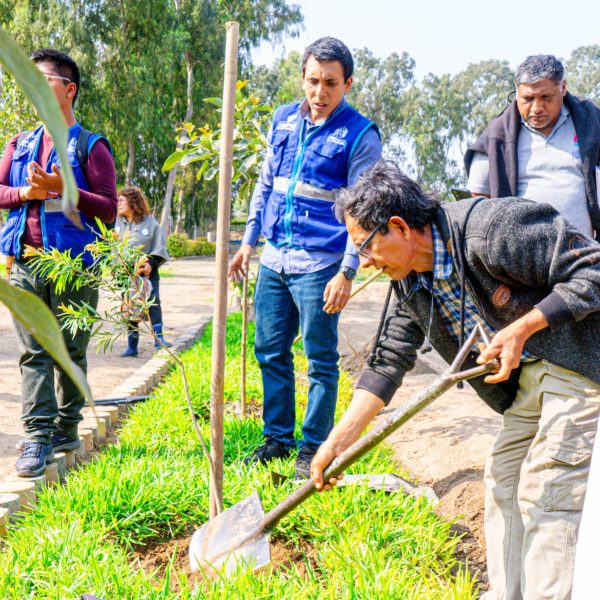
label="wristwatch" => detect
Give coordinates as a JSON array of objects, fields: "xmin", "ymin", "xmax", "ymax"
[{"xmin": 339, "ymin": 266, "xmax": 357, "ymax": 280}]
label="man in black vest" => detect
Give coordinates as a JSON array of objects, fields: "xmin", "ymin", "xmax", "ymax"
[{"xmin": 465, "ymin": 54, "xmax": 600, "ymax": 239}]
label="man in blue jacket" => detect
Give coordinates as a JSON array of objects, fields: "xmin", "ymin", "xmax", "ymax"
[
  {"xmin": 229, "ymin": 37, "xmax": 381, "ymax": 478},
  {"xmin": 0, "ymin": 49, "xmax": 117, "ymax": 477}
]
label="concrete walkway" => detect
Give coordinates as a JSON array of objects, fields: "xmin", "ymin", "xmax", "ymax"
[{"xmin": 0, "ymin": 257, "xmax": 216, "ymax": 480}]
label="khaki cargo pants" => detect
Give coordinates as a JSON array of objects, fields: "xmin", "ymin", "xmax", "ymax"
[{"xmin": 483, "ymin": 360, "xmax": 600, "ymax": 600}]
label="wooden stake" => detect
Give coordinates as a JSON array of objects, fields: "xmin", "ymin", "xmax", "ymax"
[
  {"xmin": 210, "ymin": 20, "xmax": 239, "ymax": 518},
  {"xmin": 240, "ymin": 274, "xmax": 248, "ymax": 416}
]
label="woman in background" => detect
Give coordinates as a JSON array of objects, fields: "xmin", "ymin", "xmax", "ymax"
[{"xmin": 116, "ymin": 186, "xmax": 171, "ymax": 357}]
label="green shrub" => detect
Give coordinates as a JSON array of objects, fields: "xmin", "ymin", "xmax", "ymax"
[
  {"xmin": 166, "ymin": 233, "xmax": 215, "ymax": 258},
  {"xmin": 165, "ymin": 232, "xmax": 188, "ymax": 258}
]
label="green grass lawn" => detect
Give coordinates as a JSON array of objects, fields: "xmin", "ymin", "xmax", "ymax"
[{"xmin": 0, "ymin": 314, "xmax": 478, "ymax": 599}]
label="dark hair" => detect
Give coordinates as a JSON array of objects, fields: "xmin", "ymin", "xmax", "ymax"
[
  {"xmin": 30, "ymin": 48, "xmax": 81, "ymax": 104},
  {"xmin": 514, "ymin": 55, "xmax": 564, "ymax": 86},
  {"xmin": 302, "ymin": 37, "xmax": 354, "ymax": 82},
  {"xmin": 118, "ymin": 186, "xmax": 151, "ymax": 224},
  {"xmin": 335, "ymin": 160, "xmax": 440, "ymax": 232}
]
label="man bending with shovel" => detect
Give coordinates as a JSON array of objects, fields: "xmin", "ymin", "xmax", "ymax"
[{"xmin": 311, "ymin": 160, "xmax": 600, "ymax": 600}]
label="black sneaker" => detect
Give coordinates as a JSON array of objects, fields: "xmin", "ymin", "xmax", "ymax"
[
  {"xmin": 51, "ymin": 433, "xmax": 81, "ymax": 452},
  {"xmin": 295, "ymin": 446, "xmax": 317, "ymax": 480},
  {"xmin": 15, "ymin": 441, "xmax": 54, "ymax": 477},
  {"xmin": 244, "ymin": 437, "xmax": 293, "ymax": 466}
]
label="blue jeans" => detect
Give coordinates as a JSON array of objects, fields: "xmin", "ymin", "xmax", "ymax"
[{"xmin": 254, "ymin": 263, "xmax": 340, "ymax": 450}]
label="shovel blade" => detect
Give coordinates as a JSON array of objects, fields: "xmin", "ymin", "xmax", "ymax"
[{"xmin": 189, "ymin": 492, "xmax": 271, "ymax": 575}]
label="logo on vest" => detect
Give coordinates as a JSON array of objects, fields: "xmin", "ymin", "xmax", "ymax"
[
  {"xmin": 492, "ymin": 284, "xmax": 511, "ymax": 308},
  {"xmin": 326, "ymin": 127, "xmax": 349, "ymax": 147},
  {"xmin": 276, "ymin": 114, "xmax": 298, "ymax": 132}
]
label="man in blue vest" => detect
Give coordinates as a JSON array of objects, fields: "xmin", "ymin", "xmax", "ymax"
[
  {"xmin": 229, "ymin": 37, "xmax": 382, "ymax": 478},
  {"xmin": 0, "ymin": 49, "xmax": 117, "ymax": 476}
]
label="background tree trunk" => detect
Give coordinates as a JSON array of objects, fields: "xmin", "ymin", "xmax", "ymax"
[
  {"xmin": 125, "ymin": 136, "xmax": 135, "ymax": 185},
  {"xmin": 161, "ymin": 45, "xmax": 195, "ymax": 235}
]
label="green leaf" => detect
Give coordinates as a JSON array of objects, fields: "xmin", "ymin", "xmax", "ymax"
[
  {"xmin": 0, "ymin": 29, "xmax": 80, "ymax": 226},
  {"xmin": 161, "ymin": 149, "xmax": 187, "ymax": 172},
  {"xmin": 180, "ymin": 152, "xmax": 210, "ymax": 167},
  {"xmin": 204, "ymin": 97, "xmax": 222, "ymax": 107},
  {"xmin": 0, "ymin": 278, "xmax": 92, "ymax": 403}
]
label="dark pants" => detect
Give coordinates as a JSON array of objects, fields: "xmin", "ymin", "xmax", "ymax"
[
  {"xmin": 10, "ymin": 260, "xmax": 98, "ymax": 443},
  {"xmin": 148, "ymin": 274, "xmax": 163, "ymax": 326},
  {"xmin": 128, "ymin": 274, "xmax": 163, "ymax": 331}
]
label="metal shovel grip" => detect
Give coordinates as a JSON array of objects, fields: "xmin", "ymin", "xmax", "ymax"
[{"xmin": 257, "ymin": 325, "xmax": 497, "ymax": 534}]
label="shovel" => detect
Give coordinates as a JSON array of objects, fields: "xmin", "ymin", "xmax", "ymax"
[{"xmin": 189, "ymin": 325, "xmax": 497, "ymax": 574}]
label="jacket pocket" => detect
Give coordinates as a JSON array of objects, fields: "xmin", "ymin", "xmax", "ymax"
[
  {"xmin": 270, "ymin": 129, "xmax": 291, "ymax": 173},
  {"xmin": 55, "ymin": 224, "xmax": 97, "ymax": 265},
  {"xmin": 0, "ymin": 213, "xmax": 20, "ymax": 255},
  {"xmin": 543, "ymin": 432, "xmax": 594, "ymax": 512},
  {"xmin": 296, "ymin": 197, "xmax": 345, "ymax": 251}
]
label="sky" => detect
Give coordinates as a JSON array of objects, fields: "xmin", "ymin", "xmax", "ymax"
[{"xmin": 252, "ymin": 0, "xmax": 599, "ymax": 79}]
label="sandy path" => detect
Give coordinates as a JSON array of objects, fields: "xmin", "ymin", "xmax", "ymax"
[{"xmin": 0, "ymin": 257, "xmax": 216, "ymax": 479}]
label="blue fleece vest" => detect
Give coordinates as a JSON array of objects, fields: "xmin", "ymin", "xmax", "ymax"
[
  {"xmin": 1, "ymin": 123, "xmax": 108, "ymax": 266},
  {"xmin": 262, "ymin": 101, "xmax": 379, "ymax": 253}
]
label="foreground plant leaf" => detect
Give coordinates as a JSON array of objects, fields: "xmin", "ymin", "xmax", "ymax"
[
  {"xmin": 0, "ymin": 278, "xmax": 92, "ymax": 403},
  {"xmin": 0, "ymin": 27, "xmax": 80, "ymax": 225}
]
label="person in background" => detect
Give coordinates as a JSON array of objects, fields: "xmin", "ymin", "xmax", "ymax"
[
  {"xmin": 465, "ymin": 54, "xmax": 600, "ymax": 239},
  {"xmin": 116, "ymin": 186, "xmax": 171, "ymax": 357},
  {"xmin": 0, "ymin": 48, "xmax": 117, "ymax": 476},
  {"xmin": 229, "ymin": 37, "xmax": 382, "ymax": 478}
]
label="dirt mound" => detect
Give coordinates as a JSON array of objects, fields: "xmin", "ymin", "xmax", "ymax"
[
  {"xmin": 433, "ymin": 468, "xmax": 488, "ymax": 591},
  {"xmin": 134, "ymin": 533, "xmax": 318, "ymax": 593}
]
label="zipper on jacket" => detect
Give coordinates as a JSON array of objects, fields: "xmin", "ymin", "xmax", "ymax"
[
  {"xmin": 40, "ymin": 146, "xmax": 57, "ymax": 251},
  {"xmin": 283, "ymin": 118, "xmax": 322, "ymax": 245}
]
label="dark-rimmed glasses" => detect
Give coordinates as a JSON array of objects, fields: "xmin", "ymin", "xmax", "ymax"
[{"xmin": 356, "ymin": 222, "xmax": 385, "ymax": 259}]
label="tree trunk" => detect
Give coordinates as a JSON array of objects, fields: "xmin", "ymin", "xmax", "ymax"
[
  {"xmin": 161, "ymin": 43, "xmax": 195, "ymax": 236},
  {"xmin": 175, "ymin": 186, "xmax": 186, "ymax": 233},
  {"xmin": 125, "ymin": 136, "xmax": 135, "ymax": 185},
  {"xmin": 160, "ymin": 169, "xmax": 175, "ymax": 234}
]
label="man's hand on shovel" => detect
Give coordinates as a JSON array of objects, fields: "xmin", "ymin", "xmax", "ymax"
[
  {"xmin": 310, "ymin": 441, "xmax": 344, "ymax": 491},
  {"xmin": 310, "ymin": 389, "xmax": 386, "ymax": 491}
]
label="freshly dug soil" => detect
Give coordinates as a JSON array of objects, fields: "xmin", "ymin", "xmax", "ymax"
[{"xmin": 134, "ymin": 533, "xmax": 319, "ymax": 593}]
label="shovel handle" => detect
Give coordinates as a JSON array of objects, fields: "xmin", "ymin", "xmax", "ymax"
[{"xmin": 258, "ymin": 325, "xmax": 498, "ymax": 532}]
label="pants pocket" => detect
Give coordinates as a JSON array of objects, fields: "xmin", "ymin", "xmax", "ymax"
[{"xmin": 543, "ymin": 431, "xmax": 594, "ymax": 512}]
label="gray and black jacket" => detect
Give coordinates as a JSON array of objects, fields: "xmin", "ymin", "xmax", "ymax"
[
  {"xmin": 357, "ymin": 197, "xmax": 600, "ymax": 414},
  {"xmin": 464, "ymin": 92, "xmax": 600, "ymax": 237}
]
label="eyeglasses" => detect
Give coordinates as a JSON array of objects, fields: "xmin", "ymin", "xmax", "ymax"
[
  {"xmin": 356, "ymin": 222, "xmax": 385, "ymax": 259},
  {"xmin": 41, "ymin": 73, "xmax": 72, "ymax": 83}
]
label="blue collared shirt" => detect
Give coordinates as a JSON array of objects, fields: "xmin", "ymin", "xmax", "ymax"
[{"xmin": 242, "ymin": 98, "xmax": 382, "ymax": 274}]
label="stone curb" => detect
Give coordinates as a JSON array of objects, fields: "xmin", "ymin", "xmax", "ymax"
[{"xmin": 0, "ymin": 316, "xmax": 210, "ymax": 533}]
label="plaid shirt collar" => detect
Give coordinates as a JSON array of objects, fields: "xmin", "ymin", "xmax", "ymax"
[{"xmin": 417, "ymin": 223, "xmax": 453, "ymax": 289}]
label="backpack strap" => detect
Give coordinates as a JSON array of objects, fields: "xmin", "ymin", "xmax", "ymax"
[
  {"xmin": 76, "ymin": 128, "xmax": 113, "ymax": 171},
  {"xmin": 76, "ymin": 128, "xmax": 93, "ymax": 170}
]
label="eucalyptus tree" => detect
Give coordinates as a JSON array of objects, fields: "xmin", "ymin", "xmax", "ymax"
[
  {"xmin": 349, "ymin": 48, "xmax": 415, "ymax": 160},
  {"xmin": 564, "ymin": 45, "xmax": 600, "ymax": 103},
  {"xmin": 1, "ymin": 0, "xmax": 303, "ymax": 231}
]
